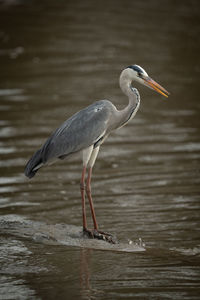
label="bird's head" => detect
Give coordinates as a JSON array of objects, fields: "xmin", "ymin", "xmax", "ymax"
[{"xmin": 125, "ymin": 64, "xmax": 169, "ymax": 98}]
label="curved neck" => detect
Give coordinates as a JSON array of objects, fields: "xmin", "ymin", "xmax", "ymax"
[
  {"xmin": 119, "ymin": 70, "xmax": 133, "ymax": 98},
  {"xmin": 116, "ymin": 70, "xmax": 140, "ymax": 128}
]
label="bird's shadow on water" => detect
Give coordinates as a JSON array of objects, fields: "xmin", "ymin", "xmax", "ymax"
[{"xmin": 0, "ymin": 214, "xmax": 145, "ymax": 253}]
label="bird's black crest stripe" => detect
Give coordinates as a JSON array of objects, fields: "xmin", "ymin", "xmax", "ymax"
[{"xmin": 127, "ymin": 65, "xmax": 143, "ymax": 77}]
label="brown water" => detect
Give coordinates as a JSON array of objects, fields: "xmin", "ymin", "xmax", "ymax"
[{"xmin": 0, "ymin": 0, "xmax": 200, "ymax": 299}]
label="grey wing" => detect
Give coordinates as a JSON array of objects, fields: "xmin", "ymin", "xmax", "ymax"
[{"xmin": 41, "ymin": 100, "xmax": 113, "ymax": 163}]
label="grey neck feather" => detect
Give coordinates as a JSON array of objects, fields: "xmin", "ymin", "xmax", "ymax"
[{"xmin": 115, "ymin": 69, "xmax": 140, "ymax": 128}]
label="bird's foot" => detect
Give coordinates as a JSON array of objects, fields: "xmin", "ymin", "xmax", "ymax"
[{"xmin": 83, "ymin": 227, "xmax": 117, "ymax": 244}]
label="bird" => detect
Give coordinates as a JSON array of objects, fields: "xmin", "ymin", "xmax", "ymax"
[{"xmin": 25, "ymin": 64, "xmax": 169, "ymax": 244}]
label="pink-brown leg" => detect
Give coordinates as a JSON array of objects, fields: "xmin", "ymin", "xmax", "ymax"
[
  {"xmin": 86, "ymin": 167, "xmax": 98, "ymax": 230},
  {"xmin": 85, "ymin": 167, "xmax": 117, "ymax": 244},
  {"xmin": 80, "ymin": 166, "xmax": 87, "ymax": 230}
]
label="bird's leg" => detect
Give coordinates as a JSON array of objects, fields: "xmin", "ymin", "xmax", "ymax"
[
  {"xmin": 86, "ymin": 167, "xmax": 98, "ymax": 230},
  {"xmin": 80, "ymin": 166, "xmax": 87, "ymax": 230},
  {"xmin": 84, "ymin": 167, "xmax": 117, "ymax": 244}
]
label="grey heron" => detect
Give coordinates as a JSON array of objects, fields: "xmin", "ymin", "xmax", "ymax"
[{"xmin": 25, "ymin": 65, "xmax": 169, "ymax": 244}]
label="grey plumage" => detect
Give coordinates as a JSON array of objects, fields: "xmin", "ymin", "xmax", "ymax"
[
  {"xmin": 24, "ymin": 148, "xmax": 43, "ymax": 178},
  {"xmin": 25, "ymin": 100, "xmax": 116, "ymax": 178}
]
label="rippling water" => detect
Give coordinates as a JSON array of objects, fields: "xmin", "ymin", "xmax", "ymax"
[{"xmin": 0, "ymin": 0, "xmax": 200, "ymax": 299}]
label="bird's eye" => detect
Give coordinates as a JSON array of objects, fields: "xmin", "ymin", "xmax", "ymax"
[{"xmin": 138, "ymin": 72, "xmax": 143, "ymax": 78}]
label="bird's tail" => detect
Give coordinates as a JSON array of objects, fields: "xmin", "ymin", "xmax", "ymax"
[{"xmin": 24, "ymin": 149, "xmax": 43, "ymax": 179}]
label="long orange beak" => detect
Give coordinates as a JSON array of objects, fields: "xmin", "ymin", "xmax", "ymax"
[{"xmin": 144, "ymin": 76, "xmax": 170, "ymax": 98}]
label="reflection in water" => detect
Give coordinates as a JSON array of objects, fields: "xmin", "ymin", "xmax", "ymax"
[
  {"xmin": 80, "ymin": 249, "xmax": 92, "ymax": 299},
  {"xmin": 0, "ymin": 0, "xmax": 200, "ymax": 299}
]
